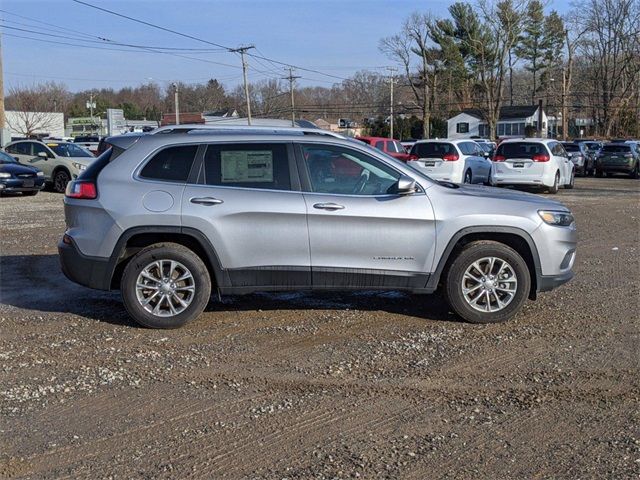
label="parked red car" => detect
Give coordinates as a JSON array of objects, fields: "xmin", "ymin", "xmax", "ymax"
[{"xmin": 355, "ymin": 136, "xmax": 414, "ymax": 161}]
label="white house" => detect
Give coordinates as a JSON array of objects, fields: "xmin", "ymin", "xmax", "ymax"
[{"xmin": 447, "ymin": 106, "xmax": 548, "ymax": 140}]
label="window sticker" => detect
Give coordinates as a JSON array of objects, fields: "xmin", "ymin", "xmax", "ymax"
[{"xmin": 221, "ymin": 150, "xmax": 274, "ymax": 183}]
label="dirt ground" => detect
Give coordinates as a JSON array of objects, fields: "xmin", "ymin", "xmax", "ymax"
[{"xmin": 1, "ymin": 177, "xmax": 639, "ymax": 479}]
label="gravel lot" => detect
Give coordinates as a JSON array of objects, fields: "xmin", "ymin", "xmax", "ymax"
[{"xmin": 1, "ymin": 177, "xmax": 639, "ymax": 479}]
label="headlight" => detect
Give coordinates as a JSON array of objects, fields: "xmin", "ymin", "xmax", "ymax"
[
  {"xmin": 36, "ymin": 171, "xmax": 44, "ymax": 177},
  {"xmin": 538, "ymin": 210, "xmax": 575, "ymax": 227},
  {"xmin": 72, "ymin": 162, "xmax": 87, "ymax": 171},
  {"xmin": 0, "ymin": 172, "xmax": 11, "ymax": 178}
]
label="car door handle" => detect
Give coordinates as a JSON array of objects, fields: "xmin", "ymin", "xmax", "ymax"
[
  {"xmin": 190, "ymin": 197, "xmax": 224, "ymax": 206},
  {"xmin": 313, "ymin": 202, "xmax": 345, "ymax": 211}
]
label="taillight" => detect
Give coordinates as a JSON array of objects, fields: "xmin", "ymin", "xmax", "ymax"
[
  {"xmin": 442, "ymin": 153, "xmax": 459, "ymax": 161},
  {"xmin": 532, "ymin": 154, "xmax": 550, "ymax": 162},
  {"xmin": 66, "ymin": 180, "xmax": 97, "ymax": 199},
  {"xmin": 493, "ymin": 154, "xmax": 506, "ymax": 162},
  {"xmin": 408, "ymin": 154, "xmax": 418, "ymax": 161}
]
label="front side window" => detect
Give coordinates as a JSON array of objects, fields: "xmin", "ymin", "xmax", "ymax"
[
  {"xmin": 140, "ymin": 145, "xmax": 198, "ymax": 182},
  {"xmin": 203, "ymin": 143, "xmax": 291, "ymax": 191},
  {"xmin": 302, "ymin": 144, "xmax": 400, "ymax": 196},
  {"xmin": 32, "ymin": 142, "xmax": 50, "ymax": 157}
]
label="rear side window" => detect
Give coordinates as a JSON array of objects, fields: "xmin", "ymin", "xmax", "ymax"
[
  {"xmin": 203, "ymin": 143, "xmax": 291, "ymax": 191},
  {"xmin": 602, "ymin": 145, "xmax": 631, "ymax": 153},
  {"xmin": 411, "ymin": 142, "xmax": 456, "ymax": 157},
  {"xmin": 374, "ymin": 140, "xmax": 385, "ymax": 151},
  {"xmin": 496, "ymin": 142, "xmax": 548, "ymax": 158},
  {"xmin": 8, "ymin": 142, "xmax": 32, "ymax": 155},
  {"xmin": 140, "ymin": 145, "xmax": 198, "ymax": 182}
]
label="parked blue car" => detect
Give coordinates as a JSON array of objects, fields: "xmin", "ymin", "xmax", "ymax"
[{"xmin": 0, "ymin": 150, "xmax": 45, "ymax": 196}]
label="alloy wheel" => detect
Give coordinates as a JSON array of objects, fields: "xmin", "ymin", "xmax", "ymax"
[
  {"xmin": 461, "ymin": 256, "xmax": 518, "ymax": 313},
  {"xmin": 135, "ymin": 259, "xmax": 195, "ymax": 317}
]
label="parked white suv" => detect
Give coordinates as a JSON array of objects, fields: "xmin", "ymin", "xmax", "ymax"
[
  {"xmin": 5, "ymin": 140, "xmax": 95, "ymax": 192},
  {"xmin": 408, "ymin": 139, "xmax": 492, "ymax": 184},
  {"xmin": 491, "ymin": 138, "xmax": 575, "ymax": 193}
]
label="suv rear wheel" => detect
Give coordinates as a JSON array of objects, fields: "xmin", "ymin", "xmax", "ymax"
[
  {"xmin": 121, "ymin": 243, "xmax": 211, "ymax": 328},
  {"xmin": 444, "ymin": 241, "xmax": 531, "ymax": 324}
]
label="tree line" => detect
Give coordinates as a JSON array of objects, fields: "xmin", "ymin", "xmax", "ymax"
[{"xmin": 5, "ymin": 0, "xmax": 639, "ymax": 139}]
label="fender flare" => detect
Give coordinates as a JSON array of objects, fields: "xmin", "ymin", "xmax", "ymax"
[{"xmin": 425, "ymin": 226, "xmax": 542, "ymax": 295}]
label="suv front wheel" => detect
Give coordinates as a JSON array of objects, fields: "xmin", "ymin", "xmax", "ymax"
[
  {"xmin": 444, "ymin": 241, "xmax": 531, "ymax": 324},
  {"xmin": 121, "ymin": 243, "xmax": 212, "ymax": 328}
]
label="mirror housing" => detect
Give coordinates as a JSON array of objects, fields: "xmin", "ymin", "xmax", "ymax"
[
  {"xmin": 395, "ymin": 175, "xmax": 416, "ymax": 195},
  {"xmin": 37, "ymin": 152, "xmax": 48, "ymax": 159}
]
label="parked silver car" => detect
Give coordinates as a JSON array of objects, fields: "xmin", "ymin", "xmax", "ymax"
[{"xmin": 59, "ymin": 126, "xmax": 577, "ymax": 328}]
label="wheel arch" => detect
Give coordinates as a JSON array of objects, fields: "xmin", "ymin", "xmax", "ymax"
[
  {"xmin": 426, "ymin": 226, "xmax": 541, "ymax": 300},
  {"xmin": 107, "ymin": 226, "xmax": 226, "ymax": 291}
]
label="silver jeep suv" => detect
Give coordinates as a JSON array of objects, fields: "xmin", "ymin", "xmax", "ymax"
[{"xmin": 59, "ymin": 126, "xmax": 577, "ymax": 328}]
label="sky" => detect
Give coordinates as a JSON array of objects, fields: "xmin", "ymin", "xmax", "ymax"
[{"xmin": 2, "ymin": 0, "xmax": 572, "ymax": 93}]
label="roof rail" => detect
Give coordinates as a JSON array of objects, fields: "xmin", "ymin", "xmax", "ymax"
[{"xmin": 149, "ymin": 123, "xmax": 347, "ymax": 139}]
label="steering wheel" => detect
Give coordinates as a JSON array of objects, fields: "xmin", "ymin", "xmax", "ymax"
[{"xmin": 352, "ymin": 170, "xmax": 370, "ymax": 194}]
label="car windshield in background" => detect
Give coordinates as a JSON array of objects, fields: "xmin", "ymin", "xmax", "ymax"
[
  {"xmin": 602, "ymin": 145, "xmax": 631, "ymax": 153},
  {"xmin": 47, "ymin": 143, "xmax": 93, "ymax": 157},
  {"xmin": 411, "ymin": 142, "xmax": 455, "ymax": 157},
  {"xmin": 0, "ymin": 151, "xmax": 18, "ymax": 163},
  {"xmin": 496, "ymin": 142, "xmax": 546, "ymax": 158},
  {"xmin": 562, "ymin": 144, "xmax": 580, "ymax": 152}
]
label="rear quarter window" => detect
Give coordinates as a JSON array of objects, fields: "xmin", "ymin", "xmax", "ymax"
[{"xmin": 139, "ymin": 145, "xmax": 198, "ymax": 182}]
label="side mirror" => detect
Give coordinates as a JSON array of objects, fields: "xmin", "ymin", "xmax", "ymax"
[
  {"xmin": 482, "ymin": 151, "xmax": 490, "ymax": 158},
  {"xmin": 37, "ymin": 152, "xmax": 48, "ymax": 159},
  {"xmin": 395, "ymin": 175, "xmax": 416, "ymax": 195},
  {"xmin": 13, "ymin": 156, "xmax": 20, "ymax": 162}
]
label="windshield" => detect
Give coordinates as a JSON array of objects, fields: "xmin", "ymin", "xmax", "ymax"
[
  {"xmin": 46, "ymin": 143, "xmax": 93, "ymax": 158},
  {"xmin": 0, "ymin": 151, "xmax": 17, "ymax": 164}
]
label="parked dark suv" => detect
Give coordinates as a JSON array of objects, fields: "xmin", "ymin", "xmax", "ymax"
[{"xmin": 596, "ymin": 143, "xmax": 640, "ymax": 178}]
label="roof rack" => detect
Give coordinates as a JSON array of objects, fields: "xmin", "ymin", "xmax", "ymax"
[{"xmin": 149, "ymin": 123, "xmax": 347, "ymax": 139}]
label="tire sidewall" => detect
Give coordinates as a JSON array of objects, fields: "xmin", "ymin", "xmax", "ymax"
[
  {"xmin": 53, "ymin": 170, "xmax": 70, "ymax": 193},
  {"xmin": 121, "ymin": 244, "xmax": 211, "ymax": 329},
  {"xmin": 445, "ymin": 242, "xmax": 531, "ymax": 324}
]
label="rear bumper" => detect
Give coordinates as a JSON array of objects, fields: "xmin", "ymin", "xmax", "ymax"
[
  {"xmin": 598, "ymin": 163, "xmax": 635, "ymax": 173},
  {"xmin": 58, "ymin": 236, "xmax": 111, "ymax": 290}
]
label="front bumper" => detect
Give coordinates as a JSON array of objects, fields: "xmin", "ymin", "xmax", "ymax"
[
  {"xmin": 538, "ymin": 270, "xmax": 574, "ymax": 292},
  {"xmin": 0, "ymin": 178, "xmax": 45, "ymax": 192},
  {"xmin": 58, "ymin": 235, "xmax": 111, "ymax": 290}
]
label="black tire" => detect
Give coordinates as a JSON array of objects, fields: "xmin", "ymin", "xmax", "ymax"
[
  {"xmin": 484, "ymin": 170, "xmax": 492, "ymax": 186},
  {"xmin": 630, "ymin": 162, "xmax": 639, "ymax": 179},
  {"xmin": 463, "ymin": 170, "xmax": 472, "ymax": 184},
  {"xmin": 443, "ymin": 241, "xmax": 531, "ymax": 324},
  {"xmin": 22, "ymin": 191, "xmax": 38, "ymax": 196},
  {"xmin": 53, "ymin": 170, "xmax": 70, "ymax": 193},
  {"xmin": 548, "ymin": 172, "xmax": 560, "ymax": 194},
  {"xmin": 121, "ymin": 243, "xmax": 212, "ymax": 329},
  {"xmin": 564, "ymin": 169, "xmax": 575, "ymax": 189},
  {"xmin": 595, "ymin": 170, "xmax": 603, "ymax": 178}
]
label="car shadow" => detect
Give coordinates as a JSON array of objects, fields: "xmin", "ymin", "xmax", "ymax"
[{"xmin": 0, "ymin": 255, "xmax": 458, "ymax": 327}]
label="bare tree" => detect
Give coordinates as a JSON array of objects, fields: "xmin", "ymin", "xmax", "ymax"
[{"xmin": 5, "ymin": 82, "xmax": 67, "ymax": 136}]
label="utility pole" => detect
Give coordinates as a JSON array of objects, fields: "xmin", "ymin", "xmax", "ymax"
[
  {"xmin": 283, "ymin": 67, "xmax": 301, "ymax": 127},
  {"xmin": 230, "ymin": 45, "xmax": 255, "ymax": 125},
  {"xmin": 172, "ymin": 83, "xmax": 180, "ymax": 125},
  {"xmin": 86, "ymin": 92, "xmax": 97, "ymax": 134},
  {"xmin": 387, "ymin": 67, "xmax": 397, "ymax": 139},
  {"xmin": 0, "ymin": 33, "xmax": 6, "ymax": 146}
]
